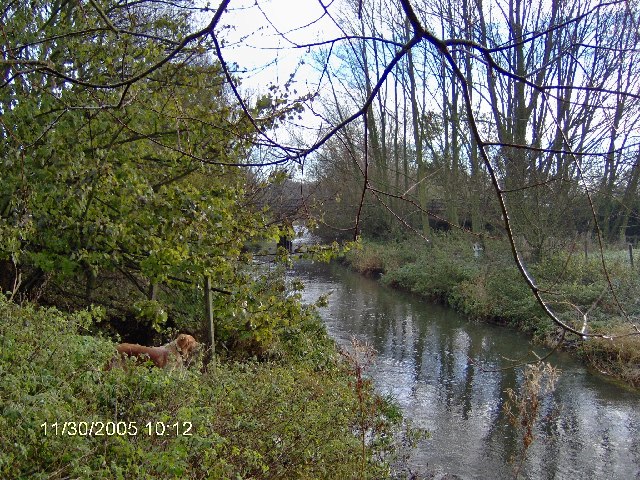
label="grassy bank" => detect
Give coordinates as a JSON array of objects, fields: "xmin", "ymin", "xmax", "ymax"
[
  {"xmin": 0, "ymin": 296, "xmax": 403, "ymax": 479},
  {"xmin": 343, "ymin": 235, "xmax": 640, "ymax": 388}
]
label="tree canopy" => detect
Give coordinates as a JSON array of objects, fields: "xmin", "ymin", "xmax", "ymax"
[{"xmin": 1, "ymin": 1, "xmax": 280, "ymax": 302}]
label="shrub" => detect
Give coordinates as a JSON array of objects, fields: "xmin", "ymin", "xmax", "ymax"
[
  {"xmin": 577, "ymin": 325, "xmax": 640, "ymax": 387},
  {"xmin": 344, "ymin": 243, "xmax": 386, "ymax": 276},
  {"xmin": 374, "ymin": 234, "xmax": 477, "ymax": 302},
  {"xmin": 449, "ymin": 275, "xmax": 493, "ymax": 318},
  {"xmin": 0, "ymin": 297, "xmax": 399, "ymax": 479}
]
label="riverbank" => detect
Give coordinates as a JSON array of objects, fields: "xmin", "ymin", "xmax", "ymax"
[
  {"xmin": 341, "ymin": 234, "xmax": 640, "ymax": 388},
  {"xmin": 0, "ymin": 295, "xmax": 402, "ymax": 479},
  {"xmin": 295, "ymin": 259, "xmax": 640, "ymax": 478}
]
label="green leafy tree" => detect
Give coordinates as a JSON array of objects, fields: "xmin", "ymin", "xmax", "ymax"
[{"xmin": 0, "ymin": 1, "xmax": 279, "ymax": 308}]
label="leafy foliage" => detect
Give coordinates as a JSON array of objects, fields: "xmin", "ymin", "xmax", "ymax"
[
  {"xmin": 0, "ymin": 296, "xmax": 400, "ymax": 479},
  {"xmin": 0, "ymin": 1, "xmax": 316, "ymax": 394},
  {"xmin": 1, "ymin": 0, "xmax": 279, "ymax": 309}
]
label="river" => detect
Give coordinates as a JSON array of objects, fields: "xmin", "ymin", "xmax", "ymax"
[{"xmin": 292, "ymin": 260, "xmax": 640, "ymax": 480}]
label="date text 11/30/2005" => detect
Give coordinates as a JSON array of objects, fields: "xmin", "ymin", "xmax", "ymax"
[{"xmin": 40, "ymin": 420, "xmax": 193, "ymax": 437}]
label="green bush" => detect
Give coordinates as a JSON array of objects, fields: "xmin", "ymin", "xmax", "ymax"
[
  {"xmin": 344, "ymin": 243, "xmax": 386, "ymax": 276},
  {"xmin": 0, "ymin": 297, "xmax": 399, "ymax": 479},
  {"xmin": 449, "ymin": 276, "xmax": 493, "ymax": 318},
  {"xmin": 486, "ymin": 267, "xmax": 545, "ymax": 329},
  {"xmin": 346, "ymin": 236, "xmax": 586, "ymax": 335},
  {"xmin": 352, "ymin": 235, "xmax": 477, "ymax": 302}
]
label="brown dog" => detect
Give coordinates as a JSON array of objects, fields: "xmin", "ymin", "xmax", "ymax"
[{"xmin": 108, "ymin": 334, "xmax": 199, "ymax": 370}]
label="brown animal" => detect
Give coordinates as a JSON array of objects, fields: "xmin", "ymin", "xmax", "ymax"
[{"xmin": 108, "ymin": 334, "xmax": 199, "ymax": 370}]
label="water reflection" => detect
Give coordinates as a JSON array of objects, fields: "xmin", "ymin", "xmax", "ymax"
[{"xmin": 293, "ymin": 261, "xmax": 640, "ymax": 480}]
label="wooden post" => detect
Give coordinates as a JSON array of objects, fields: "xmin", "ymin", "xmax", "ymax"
[
  {"xmin": 148, "ymin": 282, "xmax": 158, "ymax": 300},
  {"xmin": 204, "ymin": 275, "xmax": 215, "ymax": 369},
  {"xmin": 629, "ymin": 243, "xmax": 634, "ymax": 269},
  {"xmin": 584, "ymin": 236, "xmax": 588, "ymax": 260}
]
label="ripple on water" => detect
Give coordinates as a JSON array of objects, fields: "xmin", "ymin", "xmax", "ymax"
[{"xmin": 291, "ymin": 261, "xmax": 640, "ymax": 480}]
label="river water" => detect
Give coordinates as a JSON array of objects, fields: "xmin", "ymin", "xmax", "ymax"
[{"xmin": 292, "ymin": 260, "xmax": 640, "ymax": 480}]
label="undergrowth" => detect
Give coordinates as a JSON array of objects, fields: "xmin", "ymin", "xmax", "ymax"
[{"xmin": 0, "ymin": 296, "xmax": 402, "ymax": 479}]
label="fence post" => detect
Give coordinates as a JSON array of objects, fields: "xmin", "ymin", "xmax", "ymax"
[
  {"xmin": 204, "ymin": 275, "xmax": 215, "ymax": 369},
  {"xmin": 584, "ymin": 236, "xmax": 588, "ymax": 260},
  {"xmin": 629, "ymin": 243, "xmax": 634, "ymax": 269},
  {"xmin": 148, "ymin": 282, "xmax": 157, "ymax": 300}
]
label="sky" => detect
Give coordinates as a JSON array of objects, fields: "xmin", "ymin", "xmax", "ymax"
[
  {"xmin": 211, "ymin": 0, "xmax": 348, "ymax": 160},
  {"xmin": 220, "ymin": 1, "xmax": 344, "ymax": 88}
]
